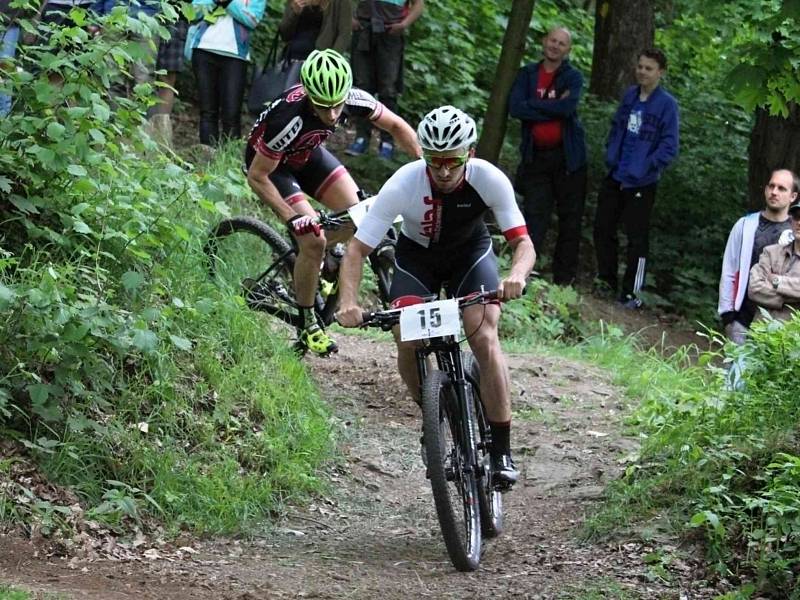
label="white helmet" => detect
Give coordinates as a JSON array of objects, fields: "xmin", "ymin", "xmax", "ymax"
[{"xmin": 417, "ymin": 105, "xmax": 477, "ymax": 152}]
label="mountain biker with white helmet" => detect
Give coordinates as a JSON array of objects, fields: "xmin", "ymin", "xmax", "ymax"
[
  {"xmin": 245, "ymin": 48, "xmax": 421, "ymax": 356},
  {"xmin": 336, "ymin": 105, "xmax": 536, "ymax": 487}
]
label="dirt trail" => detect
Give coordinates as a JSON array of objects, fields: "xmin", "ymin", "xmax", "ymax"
[{"xmin": 0, "ymin": 332, "xmax": 716, "ymax": 599}]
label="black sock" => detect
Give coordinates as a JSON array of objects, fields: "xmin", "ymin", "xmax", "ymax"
[
  {"xmin": 489, "ymin": 420, "xmax": 511, "ymax": 458},
  {"xmin": 298, "ymin": 305, "xmax": 315, "ymax": 329}
]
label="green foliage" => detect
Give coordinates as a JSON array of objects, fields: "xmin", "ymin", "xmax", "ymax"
[
  {"xmin": 494, "ymin": 250, "xmax": 584, "ymax": 345},
  {"xmin": 403, "ymin": 1, "xmax": 508, "ymax": 122},
  {"xmin": 581, "ymin": 315, "xmax": 800, "ymax": 594},
  {"xmin": 724, "ymin": 0, "xmax": 800, "ymax": 116},
  {"xmin": 0, "ymin": 12, "xmax": 332, "ymax": 536}
]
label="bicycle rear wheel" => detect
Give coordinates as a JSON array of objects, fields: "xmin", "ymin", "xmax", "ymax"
[
  {"xmin": 422, "ymin": 370, "xmax": 481, "ymax": 571},
  {"xmin": 464, "ymin": 352, "xmax": 504, "ymax": 538},
  {"xmin": 204, "ymin": 216, "xmax": 301, "ymax": 328}
]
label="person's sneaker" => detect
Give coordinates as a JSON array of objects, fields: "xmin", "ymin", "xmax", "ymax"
[
  {"xmin": 345, "ymin": 137, "xmax": 368, "ymax": 156},
  {"xmin": 298, "ymin": 323, "xmax": 339, "ymax": 356},
  {"xmin": 619, "ymin": 294, "xmax": 643, "ymax": 310},
  {"xmin": 490, "ymin": 454, "xmax": 519, "ymax": 491},
  {"xmin": 377, "ymin": 140, "xmax": 394, "ymax": 160}
]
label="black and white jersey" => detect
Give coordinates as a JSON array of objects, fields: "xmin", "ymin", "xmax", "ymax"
[{"xmin": 356, "ymin": 159, "xmax": 528, "ymax": 253}]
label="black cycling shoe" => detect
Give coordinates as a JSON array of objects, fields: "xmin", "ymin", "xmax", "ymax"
[{"xmin": 491, "ymin": 454, "xmax": 519, "ymax": 491}]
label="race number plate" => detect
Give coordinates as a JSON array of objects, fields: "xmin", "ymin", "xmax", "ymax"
[
  {"xmin": 347, "ymin": 196, "xmax": 403, "ymax": 228},
  {"xmin": 399, "ymin": 298, "xmax": 460, "ymax": 341}
]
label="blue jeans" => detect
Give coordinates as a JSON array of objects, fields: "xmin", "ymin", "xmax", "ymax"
[{"xmin": 1, "ymin": 25, "xmax": 20, "ymax": 116}]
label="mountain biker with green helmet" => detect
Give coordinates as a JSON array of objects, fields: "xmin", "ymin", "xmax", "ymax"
[{"xmin": 245, "ymin": 48, "xmax": 421, "ymax": 356}]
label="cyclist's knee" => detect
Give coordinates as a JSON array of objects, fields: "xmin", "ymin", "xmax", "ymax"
[{"xmin": 468, "ymin": 327, "xmax": 501, "ymax": 357}]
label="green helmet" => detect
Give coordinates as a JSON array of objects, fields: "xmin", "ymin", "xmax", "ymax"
[{"xmin": 300, "ymin": 49, "xmax": 353, "ymax": 107}]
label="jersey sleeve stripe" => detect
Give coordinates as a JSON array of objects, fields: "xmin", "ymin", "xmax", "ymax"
[
  {"xmin": 503, "ymin": 225, "xmax": 529, "ymax": 241},
  {"xmin": 369, "ymin": 103, "xmax": 385, "ymax": 122}
]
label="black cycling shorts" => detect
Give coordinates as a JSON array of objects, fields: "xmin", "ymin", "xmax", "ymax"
[
  {"xmin": 389, "ymin": 234, "xmax": 499, "ymax": 301},
  {"xmin": 268, "ymin": 146, "xmax": 346, "ymax": 206}
]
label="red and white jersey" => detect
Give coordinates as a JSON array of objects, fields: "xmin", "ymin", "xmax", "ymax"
[{"xmin": 356, "ymin": 158, "xmax": 528, "ymax": 252}]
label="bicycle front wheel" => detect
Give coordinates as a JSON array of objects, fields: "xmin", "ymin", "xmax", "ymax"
[
  {"xmin": 422, "ymin": 370, "xmax": 481, "ymax": 571},
  {"xmin": 464, "ymin": 352, "xmax": 504, "ymax": 538},
  {"xmin": 204, "ymin": 217, "xmax": 301, "ymax": 328}
]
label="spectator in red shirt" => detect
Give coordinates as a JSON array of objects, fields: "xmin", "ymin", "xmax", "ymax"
[{"xmin": 509, "ymin": 27, "xmax": 587, "ymax": 286}]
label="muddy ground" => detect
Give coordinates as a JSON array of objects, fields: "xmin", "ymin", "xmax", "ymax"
[{"xmin": 0, "ymin": 325, "xmax": 725, "ymax": 600}]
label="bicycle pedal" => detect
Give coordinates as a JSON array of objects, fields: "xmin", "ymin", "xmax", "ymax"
[{"xmin": 492, "ymin": 479, "xmax": 515, "ymax": 493}]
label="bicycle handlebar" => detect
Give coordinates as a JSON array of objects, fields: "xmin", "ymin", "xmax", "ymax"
[{"xmin": 359, "ymin": 289, "xmax": 501, "ymax": 330}]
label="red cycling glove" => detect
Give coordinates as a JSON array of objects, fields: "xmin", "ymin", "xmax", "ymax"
[{"xmin": 287, "ymin": 214, "xmax": 321, "ymax": 237}]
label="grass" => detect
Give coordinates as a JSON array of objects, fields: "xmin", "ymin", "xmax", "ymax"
[
  {"xmin": 0, "ymin": 141, "xmax": 338, "ymax": 537},
  {"xmin": 0, "ymin": 586, "xmax": 66, "ymax": 600}
]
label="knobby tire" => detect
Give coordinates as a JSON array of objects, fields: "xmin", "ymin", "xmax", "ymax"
[
  {"xmin": 422, "ymin": 370, "xmax": 481, "ymax": 571},
  {"xmin": 204, "ymin": 216, "xmax": 301, "ymax": 328}
]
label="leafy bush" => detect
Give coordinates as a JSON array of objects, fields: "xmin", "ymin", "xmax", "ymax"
[
  {"xmin": 0, "ymin": 8, "xmax": 332, "ymax": 536},
  {"xmin": 582, "ymin": 314, "xmax": 800, "ymax": 595}
]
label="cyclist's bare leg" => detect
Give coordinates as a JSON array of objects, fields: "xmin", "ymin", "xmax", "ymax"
[
  {"xmin": 462, "ymin": 303, "xmax": 511, "ymax": 422},
  {"xmin": 392, "ymin": 327, "xmax": 427, "ymax": 405},
  {"xmin": 291, "ymin": 199, "xmax": 327, "ymax": 307}
]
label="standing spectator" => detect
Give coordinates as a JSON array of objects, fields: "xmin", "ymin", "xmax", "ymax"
[
  {"xmin": 508, "ymin": 27, "xmax": 587, "ymax": 286},
  {"xmin": 280, "ymin": 0, "xmax": 351, "ymax": 55},
  {"xmin": 592, "ymin": 48, "xmax": 679, "ymax": 308},
  {"xmin": 345, "ymin": 0, "xmax": 423, "ymax": 160},
  {"xmin": 278, "ymin": 0, "xmax": 351, "ymax": 88},
  {"xmin": 189, "ymin": 0, "xmax": 265, "ymax": 146},
  {"xmin": 719, "ymin": 169, "xmax": 797, "ymax": 343},
  {"xmin": 147, "ymin": 6, "xmax": 190, "ymax": 146},
  {"xmin": 747, "ymin": 197, "xmax": 800, "ymax": 322}
]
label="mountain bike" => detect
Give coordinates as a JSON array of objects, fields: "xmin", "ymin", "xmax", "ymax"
[
  {"xmin": 203, "ymin": 194, "xmax": 397, "ymax": 354},
  {"xmin": 361, "ymin": 289, "xmax": 505, "ymax": 571}
]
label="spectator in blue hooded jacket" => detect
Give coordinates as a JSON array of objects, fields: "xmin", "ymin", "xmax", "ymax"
[{"xmin": 592, "ymin": 47, "xmax": 679, "ymax": 309}]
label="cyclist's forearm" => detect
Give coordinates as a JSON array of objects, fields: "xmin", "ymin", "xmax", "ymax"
[
  {"xmin": 508, "ymin": 236, "xmax": 535, "ymax": 281},
  {"xmin": 339, "ymin": 240, "xmax": 372, "ymax": 306},
  {"xmin": 391, "ymin": 122, "xmax": 422, "ymax": 158}
]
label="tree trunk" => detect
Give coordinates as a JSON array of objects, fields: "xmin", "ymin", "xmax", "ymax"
[
  {"xmin": 589, "ymin": 0, "xmax": 654, "ymax": 101},
  {"xmin": 747, "ymin": 104, "xmax": 800, "ymax": 210},
  {"xmin": 475, "ymin": 0, "xmax": 536, "ymax": 163}
]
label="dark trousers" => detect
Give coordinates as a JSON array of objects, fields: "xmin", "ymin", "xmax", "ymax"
[
  {"xmin": 593, "ymin": 176, "xmax": 657, "ymax": 298},
  {"xmin": 192, "ymin": 49, "xmax": 248, "ymax": 145},
  {"xmin": 516, "ymin": 148, "xmax": 587, "ymax": 285},
  {"xmin": 351, "ymin": 27, "xmax": 404, "ymax": 143}
]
